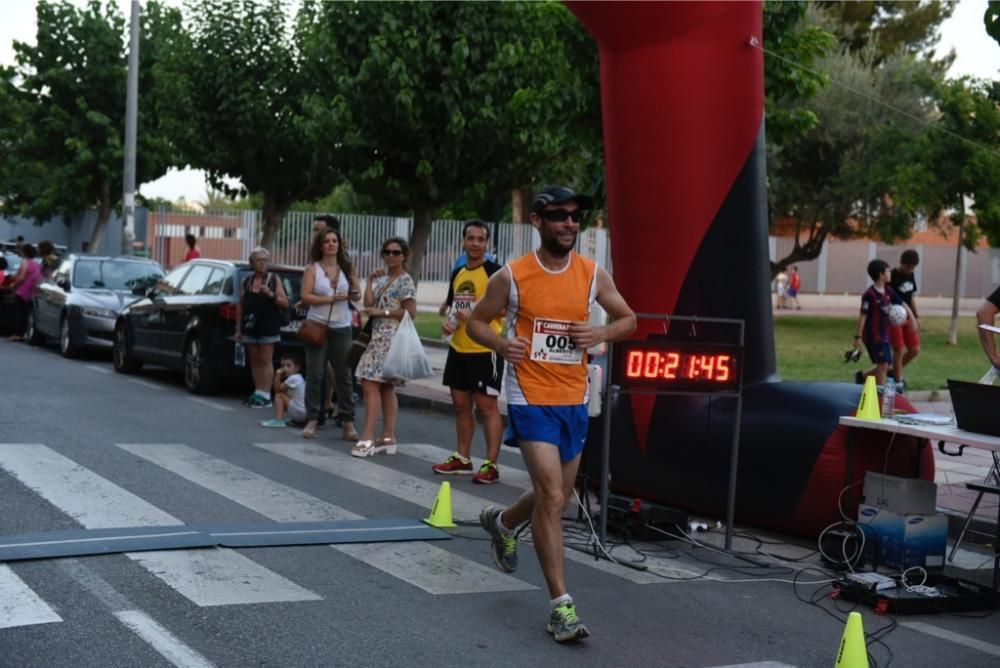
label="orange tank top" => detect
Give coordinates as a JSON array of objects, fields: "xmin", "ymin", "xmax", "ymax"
[{"xmin": 505, "ymin": 251, "xmax": 598, "ymax": 405}]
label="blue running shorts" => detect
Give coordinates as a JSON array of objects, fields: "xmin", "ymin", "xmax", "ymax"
[{"xmin": 504, "ymin": 404, "xmax": 589, "ymax": 463}]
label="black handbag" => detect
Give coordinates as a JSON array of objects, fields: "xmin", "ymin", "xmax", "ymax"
[{"xmin": 346, "ymin": 318, "xmax": 373, "ymax": 372}]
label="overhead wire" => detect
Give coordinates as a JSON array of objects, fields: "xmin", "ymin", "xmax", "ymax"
[{"xmin": 748, "ymin": 39, "xmax": 1000, "ymax": 160}]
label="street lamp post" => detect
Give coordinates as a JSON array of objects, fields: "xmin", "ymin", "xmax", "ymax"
[{"xmin": 122, "ymin": 0, "xmax": 141, "ymax": 256}]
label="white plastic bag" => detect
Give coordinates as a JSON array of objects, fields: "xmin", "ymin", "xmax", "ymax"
[{"xmin": 382, "ymin": 311, "xmax": 433, "ymax": 381}]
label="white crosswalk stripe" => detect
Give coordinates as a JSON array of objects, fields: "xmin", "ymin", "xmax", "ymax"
[
  {"xmin": 1, "ymin": 435, "xmax": 695, "ymax": 628},
  {"xmin": 115, "ymin": 442, "xmax": 534, "ymax": 595},
  {"xmin": 0, "ymin": 564, "xmax": 62, "ymax": 629},
  {"xmin": 0, "ymin": 443, "xmax": 321, "ymax": 607},
  {"xmin": 253, "ymin": 441, "xmax": 686, "ymax": 585}
]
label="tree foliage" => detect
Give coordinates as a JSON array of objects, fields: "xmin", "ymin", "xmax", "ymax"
[
  {"xmin": 985, "ymin": 1, "xmax": 1000, "ymax": 45},
  {"xmin": 158, "ymin": 0, "xmax": 342, "ymax": 249},
  {"xmin": 300, "ymin": 1, "xmax": 598, "ymax": 282},
  {"xmin": 0, "ymin": 0, "xmax": 181, "ymax": 247},
  {"xmin": 768, "ymin": 39, "xmax": 941, "ymax": 274},
  {"xmin": 763, "ymin": 1, "xmax": 836, "ymax": 146},
  {"xmin": 817, "ymin": 0, "xmax": 956, "ymax": 66}
]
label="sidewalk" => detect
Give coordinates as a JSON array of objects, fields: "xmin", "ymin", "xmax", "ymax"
[{"xmin": 398, "ymin": 340, "xmax": 997, "ymax": 532}]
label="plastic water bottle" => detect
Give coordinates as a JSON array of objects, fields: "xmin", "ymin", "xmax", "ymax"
[
  {"xmin": 882, "ymin": 378, "xmax": 895, "ymax": 419},
  {"xmin": 234, "ymin": 342, "xmax": 246, "ymax": 368},
  {"xmin": 443, "ymin": 311, "xmax": 458, "ymax": 344}
]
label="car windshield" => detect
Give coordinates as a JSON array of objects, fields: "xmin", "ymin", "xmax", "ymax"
[
  {"xmin": 74, "ymin": 259, "xmax": 164, "ymax": 290},
  {"xmin": 3, "ymin": 253, "xmax": 20, "ymax": 274}
]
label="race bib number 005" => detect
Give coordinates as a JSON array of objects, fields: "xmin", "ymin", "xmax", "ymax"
[{"xmin": 530, "ymin": 319, "xmax": 582, "ymax": 364}]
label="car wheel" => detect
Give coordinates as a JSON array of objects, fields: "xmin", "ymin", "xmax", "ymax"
[
  {"xmin": 183, "ymin": 335, "xmax": 218, "ymax": 394},
  {"xmin": 25, "ymin": 309, "xmax": 45, "ymax": 346},
  {"xmin": 112, "ymin": 322, "xmax": 142, "ymax": 374},
  {"xmin": 59, "ymin": 314, "xmax": 80, "ymax": 358}
]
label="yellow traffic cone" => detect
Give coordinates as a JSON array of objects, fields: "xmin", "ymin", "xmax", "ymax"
[
  {"xmin": 855, "ymin": 376, "xmax": 881, "ymax": 421},
  {"xmin": 834, "ymin": 611, "xmax": 869, "ymax": 668},
  {"xmin": 423, "ymin": 481, "xmax": 456, "ymax": 528}
]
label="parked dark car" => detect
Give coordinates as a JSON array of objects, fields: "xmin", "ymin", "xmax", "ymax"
[
  {"xmin": 112, "ymin": 259, "xmax": 306, "ymax": 394},
  {"xmin": 27, "ymin": 255, "xmax": 165, "ymax": 357},
  {"xmin": 0, "ymin": 251, "xmax": 25, "ymax": 336}
]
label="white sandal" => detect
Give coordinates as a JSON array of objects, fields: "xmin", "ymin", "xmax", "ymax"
[
  {"xmin": 374, "ymin": 437, "xmax": 397, "ymax": 455},
  {"xmin": 351, "ymin": 440, "xmax": 375, "ymax": 458}
]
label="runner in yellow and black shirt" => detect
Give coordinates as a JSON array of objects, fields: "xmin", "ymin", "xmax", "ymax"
[{"xmin": 432, "ymin": 220, "xmax": 505, "ymax": 483}]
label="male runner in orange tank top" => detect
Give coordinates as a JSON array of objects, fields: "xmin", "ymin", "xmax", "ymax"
[{"xmin": 468, "ymin": 186, "xmax": 636, "ymax": 643}]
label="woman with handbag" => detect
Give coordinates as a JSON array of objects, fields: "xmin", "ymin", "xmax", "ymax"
[
  {"xmin": 352, "ymin": 237, "xmax": 417, "ymax": 458},
  {"xmin": 298, "ymin": 227, "xmax": 361, "ymax": 440},
  {"xmin": 235, "ymin": 246, "xmax": 289, "ymax": 408}
]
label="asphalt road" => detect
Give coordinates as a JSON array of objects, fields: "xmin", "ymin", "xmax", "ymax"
[{"xmin": 1, "ymin": 339, "xmax": 998, "ymax": 668}]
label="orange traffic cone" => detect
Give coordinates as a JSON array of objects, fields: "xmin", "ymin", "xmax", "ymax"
[{"xmin": 834, "ymin": 611, "xmax": 869, "ymax": 667}]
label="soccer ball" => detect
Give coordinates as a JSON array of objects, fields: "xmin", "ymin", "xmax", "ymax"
[{"xmin": 888, "ymin": 304, "xmax": 907, "ymax": 326}]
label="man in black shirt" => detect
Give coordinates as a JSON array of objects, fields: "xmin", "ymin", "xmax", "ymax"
[
  {"xmin": 889, "ymin": 250, "xmax": 921, "ymax": 392},
  {"xmin": 977, "ymin": 284, "xmax": 1000, "ymax": 370}
]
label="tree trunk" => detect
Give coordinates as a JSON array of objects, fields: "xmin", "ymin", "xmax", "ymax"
[
  {"xmin": 947, "ymin": 199, "xmax": 966, "ymax": 345},
  {"xmin": 408, "ymin": 204, "xmax": 434, "ymax": 288},
  {"xmin": 88, "ymin": 181, "xmax": 113, "ymax": 251},
  {"xmin": 259, "ymin": 195, "xmax": 290, "ymax": 251},
  {"xmin": 511, "ymin": 185, "xmax": 532, "ymax": 224}
]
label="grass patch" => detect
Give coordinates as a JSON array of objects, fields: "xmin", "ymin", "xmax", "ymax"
[
  {"xmin": 415, "ymin": 312, "xmax": 445, "ymax": 341},
  {"xmin": 415, "ymin": 312, "xmax": 989, "ymax": 390},
  {"xmin": 775, "ymin": 315, "xmax": 989, "ymax": 390}
]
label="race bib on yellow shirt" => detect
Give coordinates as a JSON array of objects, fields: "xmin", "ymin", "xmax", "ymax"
[
  {"xmin": 530, "ymin": 318, "xmax": 582, "ymax": 364},
  {"xmin": 452, "ymin": 293, "xmax": 476, "ymax": 315}
]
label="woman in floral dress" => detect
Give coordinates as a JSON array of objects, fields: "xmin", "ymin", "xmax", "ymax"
[{"xmin": 352, "ymin": 237, "xmax": 417, "ymax": 458}]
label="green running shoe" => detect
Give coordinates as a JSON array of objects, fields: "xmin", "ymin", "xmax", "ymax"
[
  {"xmin": 547, "ymin": 603, "xmax": 590, "ymax": 643},
  {"xmin": 479, "ymin": 505, "xmax": 517, "ymax": 573}
]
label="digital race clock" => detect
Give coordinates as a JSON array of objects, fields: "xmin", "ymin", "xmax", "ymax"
[{"xmin": 614, "ymin": 340, "xmax": 742, "ymax": 392}]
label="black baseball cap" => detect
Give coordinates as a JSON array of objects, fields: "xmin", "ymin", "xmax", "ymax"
[{"xmin": 530, "ymin": 186, "xmax": 594, "ymax": 214}]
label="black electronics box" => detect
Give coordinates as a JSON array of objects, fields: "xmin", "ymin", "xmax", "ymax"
[
  {"xmin": 601, "ymin": 494, "xmax": 690, "ymax": 541},
  {"xmin": 835, "ymin": 574, "xmax": 998, "ymax": 614}
]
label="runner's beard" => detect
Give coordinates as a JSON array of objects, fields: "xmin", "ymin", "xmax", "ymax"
[{"xmin": 540, "ymin": 227, "xmax": 577, "ymax": 257}]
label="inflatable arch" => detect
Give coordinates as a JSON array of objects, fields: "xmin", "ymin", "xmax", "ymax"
[{"xmin": 568, "ymin": 1, "xmax": 933, "ymax": 537}]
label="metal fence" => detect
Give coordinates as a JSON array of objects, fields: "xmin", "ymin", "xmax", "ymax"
[
  {"xmin": 148, "ymin": 206, "xmax": 999, "ymax": 298},
  {"xmin": 151, "ymin": 208, "xmax": 612, "ymax": 277},
  {"xmin": 771, "ymin": 236, "xmax": 1000, "ymax": 299}
]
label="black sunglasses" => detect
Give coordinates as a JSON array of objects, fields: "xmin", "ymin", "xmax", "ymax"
[
  {"xmin": 541, "ymin": 208, "xmax": 584, "ymax": 223},
  {"xmin": 381, "ymin": 248, "xmax": 404, "ymax": 256}
]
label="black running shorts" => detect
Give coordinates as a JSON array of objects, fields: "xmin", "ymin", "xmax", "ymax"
[{"xmin": 442, "ymin": 348, "xmax": 503, "ymax": 396}]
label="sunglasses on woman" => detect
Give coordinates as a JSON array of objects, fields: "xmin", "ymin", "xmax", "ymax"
[{"xmin": 381, "ymin": 248, "xmax": 404, "ymax": 256}]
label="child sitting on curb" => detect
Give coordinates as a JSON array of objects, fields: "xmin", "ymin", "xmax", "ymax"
[{"xmin": 262, "ymin": 354, "xmax": 306, "ymax": 428}]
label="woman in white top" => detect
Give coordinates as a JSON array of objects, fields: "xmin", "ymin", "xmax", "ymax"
[{"xmin": 299, "ymin": 227, "xmax": 361, "ymax": 439}]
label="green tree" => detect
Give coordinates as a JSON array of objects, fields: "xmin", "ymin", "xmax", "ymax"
[
  {"xmin": 987, "ymin": 1, "xmax": 1000, "ymax": 43},
  {"xmin": 893, "ymin": 78, "xmax": 1000, "ymax": 343},
  {"xmin": 301, "ymin": 1, "xmax": 598, "ymax": 282},
  {"xmin": 767, "ymin": 43, "xmax": 941, "ymax": 276},
  {"xmin": 817, "ymin": 0, "xmax": 956, "ymax": 66},
  {"xmin": 159, "ymin": 0, "xmax": 341, "ymax": 249},
  {"xmin": 0, "ymin": 0, "xmax": 181, "ymax": 248},
  {"xmin": 763, "ymin": 1, "xmax": 836, "ymax": 146}
]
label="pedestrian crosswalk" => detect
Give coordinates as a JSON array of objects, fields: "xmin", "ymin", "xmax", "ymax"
[{"xmin": 1, "ymin": 438, "xmax": 689, "ymax": 634}]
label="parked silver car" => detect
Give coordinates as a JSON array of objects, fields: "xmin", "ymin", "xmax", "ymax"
[{"xmin": 27, "ymin": 255, "xmax": 165, "ymax": 357}]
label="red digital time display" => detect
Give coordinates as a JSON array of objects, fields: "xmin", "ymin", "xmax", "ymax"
[{"xmin": 615, "ymin": 341, "xmax": 741, "ymax": 391}]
